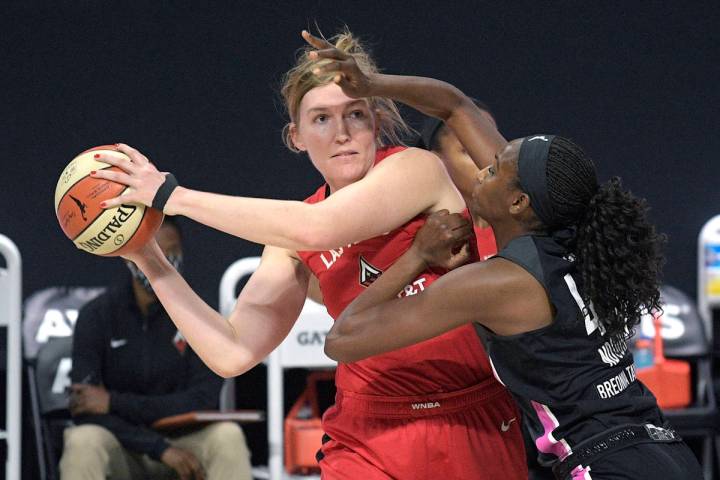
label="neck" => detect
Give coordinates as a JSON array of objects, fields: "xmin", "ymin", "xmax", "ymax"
[
  {"xmin": 326, "ymin": 166, "xmax": 374, "ymax": 194},
  {"xmin": 489, "ymin": 220, "xmax": 532, "ymax": 251},
  {"xmin": 132, "ymin": 281, "xmax": 156, "ymax": 316}
]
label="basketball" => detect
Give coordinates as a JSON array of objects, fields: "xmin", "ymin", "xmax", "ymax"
[{"xmin": 54, "ymin": 145, "xmax": 163, "ymax": 256}]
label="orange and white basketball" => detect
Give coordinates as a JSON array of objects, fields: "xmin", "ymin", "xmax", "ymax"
[{"xmin": 54, "ymin": 145, "xmax": 163, "ymax": 256}]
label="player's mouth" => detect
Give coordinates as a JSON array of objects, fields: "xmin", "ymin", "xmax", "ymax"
[{"xmin": 331, "ymin": 150, "xmax": 359, "ymax": 160}]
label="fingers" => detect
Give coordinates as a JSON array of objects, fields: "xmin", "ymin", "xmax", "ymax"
[
  {"xmin": 312, "ymin": 60, "xmax": 343, "ymax": 76},
  {"xmin": 309, "ymin": 48, "xmax": 349, "ymax": 62},
  {"xmin": 98, "ymin": 192, "xmax": 138, "ymax": 210},
  {"xmin": 189, "ymin": 458, "xmax": 205, "ymax": 480},
  {"xmin": 115, "ymin": 143, "xmax": 150, "ymax": 165},
  {"xmin": 447, "ymin": 244, "xmax": 473, "ymax": 270},
  {"xmin": 429, "ymin": 211, "xmax": 470, "ymax": 232},
  {"xmin": 180, "ymin": 452, "xmax": 203, "ymax": 480},
  {"xmin": 90, "ymin": 168, "xmax": 134, "ymax": 187},
  {"xmin": 94, "ymin": 152, "xmax": 135, "ymax": 173},
  {"xmin": 301, "ymin": 30, "xmax": 335, "ymax": 51},
  {"xmin": 453, "ymin": 223, "xmax": 474, "ymax": 241},
  {"xmin": 69, "ymin": 394, "xmax": 86, "ymax": 415},
  {"xmin": 302, "ymin": 30, "xmax": 349, "ymax": 63}
]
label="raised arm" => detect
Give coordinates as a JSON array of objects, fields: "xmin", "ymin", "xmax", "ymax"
[
  {"xmin": 302, "ymin": 31, "xmax": 506, "ymax": 170},
  {"xmin": 124, "ymin": 241, "xmax": 310, "ymax": 378},
  {"xmin": 93, "ymin": 145, "xmax": 462, "ymax": 251}
]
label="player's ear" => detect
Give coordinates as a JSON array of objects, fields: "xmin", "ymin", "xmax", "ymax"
[{"xmin": 289, "ymin": 123, "xmax": 307, "ymax": 152}]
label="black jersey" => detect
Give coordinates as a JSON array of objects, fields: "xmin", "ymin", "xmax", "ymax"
[{"xmin": 476, "ymin": 234, "xmax": 664, "ymax": 467}]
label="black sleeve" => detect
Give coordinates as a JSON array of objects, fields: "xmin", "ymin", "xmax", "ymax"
[
  {"xmin": 70, "ymin": 296, "xmax": 105, "ymax": 385},
  {"xmin": 74, "ymin": 413, "xmax": 170, "ymax": 460},
  {"xmin": 110, "ymin": 349, "xmax": 224, "ymax": 425}
]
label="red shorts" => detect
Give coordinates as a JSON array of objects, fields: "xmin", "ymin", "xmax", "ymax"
[{"xmin": 318, "ymin": 378, "xmax": 527, "ymax": 480}]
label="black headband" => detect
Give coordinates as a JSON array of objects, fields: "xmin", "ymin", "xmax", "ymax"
[{"xmin": 517, "ymin": 135, "xmax": 556, "ymax": 227}]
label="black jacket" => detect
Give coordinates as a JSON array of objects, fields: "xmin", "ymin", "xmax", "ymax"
[{"xmin": 71, "ymin": 281, "xmax": 223, "ymax": 460}]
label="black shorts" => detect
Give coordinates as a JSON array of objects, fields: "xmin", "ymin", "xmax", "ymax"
[{"xmin": 563, "ymin": 441, "xmax": 702, "ymax": 480}]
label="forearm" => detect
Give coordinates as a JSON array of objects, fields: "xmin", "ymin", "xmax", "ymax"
[
  {"xmin": 134, "ymin": 251, "xmax": 260, "ymax": 377},
  {"xmin": 110, "ymin": 380, "xmax": 221, "ymax": 424},
  {"xmin": 165, "ymin": 187, "xmax": 333, "ymax": 250},
  {"xmin": 327, "ymin": 247, "xmax": 426, "ymax": 359},
  {"xmin": 369, "ymin": 74, "xmax": 505, "ymax": 169},
  {"xmin": 344, "ymin": 246, "xmax": 426, "ymax": 316},
  {"xmin": 368, "ymin": 74, "xmax": 465, "ymax": 120}
]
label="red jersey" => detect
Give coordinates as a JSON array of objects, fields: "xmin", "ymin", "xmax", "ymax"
[
  {"xmin": 297, "ymin": 146, "xmax": 494, "ymax": 396},
  {"xmin": 475, "ymin": 224, "xmax": 497, "ymax": 260}
]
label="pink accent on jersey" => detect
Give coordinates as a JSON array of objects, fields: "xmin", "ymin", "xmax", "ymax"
[{"xmin": 531, "ymin": 399, "xmax": 573, "ymax": 461}]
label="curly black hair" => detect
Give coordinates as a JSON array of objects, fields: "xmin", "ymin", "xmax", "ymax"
[{"xmin": 545, "ymin": 137, "xmax": 666, "ymax": 338}]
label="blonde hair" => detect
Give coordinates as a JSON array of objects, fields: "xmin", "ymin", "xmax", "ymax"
[{"xmin": 281, "ymin": 29, "xmax": 411, "ymax": 152}]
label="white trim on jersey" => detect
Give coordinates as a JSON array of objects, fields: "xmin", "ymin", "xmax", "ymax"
[{"xmin": 563, "ymin": 273, "xmax": 604, "ymax": 336}]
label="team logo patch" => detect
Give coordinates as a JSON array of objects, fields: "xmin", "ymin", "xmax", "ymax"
[
  {"xmin": 173, "ymin": 330, "xmax": 187, "ymax": 355},
  {"xmin": 359, "ymin": 256, "xmax": 382, "ymax": 287}
]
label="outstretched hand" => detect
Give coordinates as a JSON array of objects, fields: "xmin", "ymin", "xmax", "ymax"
[
  {"xmin": 411, "ymin": 210, "xmax": 474, "ymax": 271},
  {"xmin": 301, "ymin": 30, "xmax": 374, "ymax": 98},
  {"xmin": 91, "ymin": 143, "xmax": 169, "ymax": 210}
]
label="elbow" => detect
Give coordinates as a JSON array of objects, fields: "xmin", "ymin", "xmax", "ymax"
[
  {"xmin": 209, "ymin": 352, "xmax": 257, "ymax": 379},
  {"xmin": 324, "ymin": 331, "xmax": 344, "ymax": 362},
  {"xmin": 324, "ymin": 318, "xmax": 363, "ymax": 363},
  {"xmin": 436, "ymin": 86, "xmax": 470, "ymax": 121},
  {"xmin": 447, "ymin": 95, "xmax": 477, "ymax": 122},
  {"xmin": 294, "ymin": 225, "xmax": 341, "ymax": 251},
  {"xmin": 293, "ymin": 205, "xmax": 348, "ymax": 250}
]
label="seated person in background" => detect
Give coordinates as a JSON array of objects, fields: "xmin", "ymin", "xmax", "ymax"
[{"xmin": 60, "ymin": 217, "xmax": 252, "ymax": 480}]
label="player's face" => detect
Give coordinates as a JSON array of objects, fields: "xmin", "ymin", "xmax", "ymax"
[
  {"xmin": 293, "ymin": 83, "xmax": 378, "ymax": 192},
  {"xmin": 470, "ymin": 140, "xmax": 522, "ymax": 221}
]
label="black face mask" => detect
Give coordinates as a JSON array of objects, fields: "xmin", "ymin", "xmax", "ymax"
[{"xmin": 126, "ymin": 254, "xmax": 183, "ymax": 294}]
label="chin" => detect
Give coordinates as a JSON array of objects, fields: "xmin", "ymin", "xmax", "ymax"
[
  {"xmin": 469, "ymin": 203, "xmax": 486, "ymax": 220},
  {"xmin": 341, "ymin": 161, "xmax": 373, "ymax": 181}
]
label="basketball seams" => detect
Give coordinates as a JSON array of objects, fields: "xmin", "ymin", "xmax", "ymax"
[
  {"xmin": 103, "ymin": 206, "xmax": 149, "ymax": 256},
  {"xmin": 55, "ymin": 164, "xmax": 117, "ymax": 211},
  {"xmin": 71, "ymin": 200, "xmax": 147, "ymax": 255},
  {"xmin": 55, "ymin": 166, "xmax": 126, "ymax": 237},
  {"xmin": 54, "ymin": 149, "xmax": 129, "ymax": 209},
  {"xmin": 56, "ymin": 146, "xmax": 163, "ymax": 257},
  {"xmin": 61, "ymin": 185, "xmax": 131, "ymax": 241}
]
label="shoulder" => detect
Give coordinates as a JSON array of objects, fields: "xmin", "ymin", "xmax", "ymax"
[{"xmin": 370, "ymin": 147, "xmax": 447, "ymax": 178}]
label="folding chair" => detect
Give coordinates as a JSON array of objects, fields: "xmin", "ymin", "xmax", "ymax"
[
  {"xmin": 219, "ymin": 257, "xmax": 336, "ymax": 480},
  {"xmin": 633, "ymin": 285, "xmax": 720, "ymax": 480},
  {"xmin": 22, "ymin": 286, "xmax": 105, "ymax": 480}
]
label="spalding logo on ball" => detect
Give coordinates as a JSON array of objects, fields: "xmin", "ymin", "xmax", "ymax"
[{"xmin": 55, "ymin": 145, "xmax": 163, "ymax": 256}]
